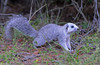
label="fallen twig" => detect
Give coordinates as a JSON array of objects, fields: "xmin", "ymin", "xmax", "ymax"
[{"xmin": 23, "ymin": 54, "xmax": 41, "ymax": 61}]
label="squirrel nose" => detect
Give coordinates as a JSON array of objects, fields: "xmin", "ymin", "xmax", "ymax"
[
  {"xmin": 76, "ymin": 27, "xmax": 79, "ymax": 30},
  {"xmin": 77, "ymin": 28, "xmax": 79, "ymax": 30}
]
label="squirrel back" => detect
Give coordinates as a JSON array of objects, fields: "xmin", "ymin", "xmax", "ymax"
[
  {"xmin": 5, "ymin": 15, "xmax": 38, "ymax": 40},
  {"xmin": 33, "ymin": 23, "xmax": 79, "ymax": 51}
]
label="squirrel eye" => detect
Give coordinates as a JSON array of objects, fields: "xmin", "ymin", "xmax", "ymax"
[{"xmin": 71, "ymin": 26, "xmax": 74, "ymax": 28}]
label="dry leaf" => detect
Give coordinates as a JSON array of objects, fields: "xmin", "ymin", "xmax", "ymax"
[{"xmin": 33, "ymin": 51, "xmax": 39, "ymax": 55}]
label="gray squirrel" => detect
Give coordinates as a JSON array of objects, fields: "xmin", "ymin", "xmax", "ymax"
[{"xmin": 5, "ymin": 15, "xmax": 79, "ymax": 51}]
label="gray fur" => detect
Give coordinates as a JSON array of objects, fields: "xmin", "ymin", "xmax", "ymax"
[
  {"xmin": 5, "ymin": 15, "xmax": 79, "ymax": 51},
  {"xmin": 33, "ymin": 23, "xmax": 79, "ymax": 51},
  {"xmin": 5, "ymin": 15, "xmax": 38, "ymax": 40}
]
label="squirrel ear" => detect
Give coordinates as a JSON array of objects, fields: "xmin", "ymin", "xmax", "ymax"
[{"xmin": 66, "ymin": 24, "xmax": 69, "ymax": 30}]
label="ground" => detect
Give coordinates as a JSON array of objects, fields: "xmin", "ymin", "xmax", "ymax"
[
  {"xmin": 0, "ymin": 27, "xmax": 100, "ymax": 65},
  {"xmin": 0, "ymin": 0, "xmax": 100, "ymax": 64}
]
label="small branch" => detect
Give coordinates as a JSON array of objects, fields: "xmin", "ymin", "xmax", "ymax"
[
  {"xmin": 29, "ymin": 0, "xmax": 34, "ymax": 22},
  {"xmin": 2, "ymin": 0, "xmax": 8, "ymax": 13},
  {"xmin": 80, "ymin": 0, "xmax": 83, "ymax": 9},
  {"xmin": 56, "ymin": 9, "xmax": 61, "ymax": 23},
  {"xmin": 1, "ymin": 0, "xmax": 4, "ymax": 12},
  {"xmin": 74, "ymin": 0, "xmax": 83, "ymax": 21},
  {"xmin": 28, "ymin": 4, "xmax": 46, "ymax": 22},
  {"xmin": 71, "ymin": 0, "xmax": 88, "ymax": 22},
  {"xmin": 98, "ymin": 17, "xmax": 100, "ymax": 33},
  {"xmin": 93, "ymin": 0, "xmax": 100, "ymax": 32},
  {"xmin": 73, "ymin": 12, "xmax": 79, "ymax": 20}
]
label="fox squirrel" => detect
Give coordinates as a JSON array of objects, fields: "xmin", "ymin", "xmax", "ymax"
[{"xmin": 5, "ymin": 15, "xmax": 79, "ymax": 51}]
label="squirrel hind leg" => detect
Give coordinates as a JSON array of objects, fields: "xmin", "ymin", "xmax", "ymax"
[
  {"xmin": 4, "ymin": 27, "xmax": 14, "ymax": 40},
  {"xmin": 33, "ymin": 36, "xmax": 46, "ymax": 47}
]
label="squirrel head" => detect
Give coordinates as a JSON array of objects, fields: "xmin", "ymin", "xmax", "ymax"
[{"xmin": 64, "ymin": 23, "xmax": 79, "ymax": 34}]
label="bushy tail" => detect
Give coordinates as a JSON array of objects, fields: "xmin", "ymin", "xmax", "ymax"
[
  {"xmin": 4, "ymin": 23, "xmax": 14, "ymax": 40},
  {"xmin": 4, "ymin": 15, "xmax": 38, "ymax": 40}
]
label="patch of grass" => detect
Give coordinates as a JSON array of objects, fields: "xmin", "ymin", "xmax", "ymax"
[
  {"xmin": 0, "ymin": 45, "xmax": 18, "ymax": 64},
  {"xmin": 0, "ymin": 21, "xmax": 100, "ymax": 65},
  {"xmin": 66, "ymin": 32, "xmax": 100, "ymax": 65},
  {"xmin": 82, "ymin": 22, "xmax": 88, "ymax": 29}
]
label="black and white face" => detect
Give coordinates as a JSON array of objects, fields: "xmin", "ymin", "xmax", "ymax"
[{"xmin": 65, "ymin": 23, "xmax": 79, "ymax": 33}]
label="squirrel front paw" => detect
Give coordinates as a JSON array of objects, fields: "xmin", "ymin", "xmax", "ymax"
[{"xmin": 69, "ymin": 50, "xmax": 74, "ymax": 54}]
